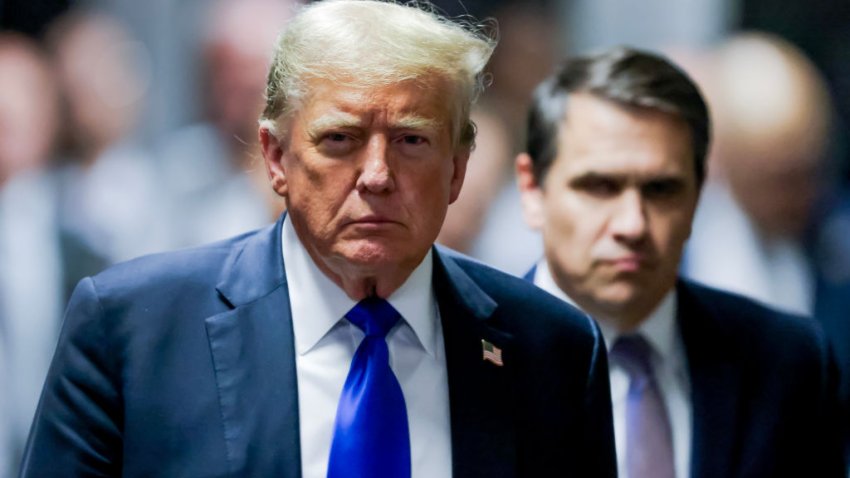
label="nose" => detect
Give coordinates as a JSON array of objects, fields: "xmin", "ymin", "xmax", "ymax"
[
  {"xmin": 356, "ymin": 136, "xmax": 395, "ymax": 194},
  {"xmin": 610, "ymin": 189, "xmax": 647, "ymax": 244}
]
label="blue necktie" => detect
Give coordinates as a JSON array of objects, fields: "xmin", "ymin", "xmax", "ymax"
[{"xmin": 327, "ymin": 297, "xmax": 411, "ymax": 478}]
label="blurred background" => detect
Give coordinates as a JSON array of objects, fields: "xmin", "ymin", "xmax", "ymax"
[{"xmin": 1, "ymin": 0, "xmax": 850, "ymax": 475}]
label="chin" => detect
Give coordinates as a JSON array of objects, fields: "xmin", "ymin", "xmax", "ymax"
[
  {"xmin": 595, "ymin": 283, "xmax": 643, "ymax": 309},
  {"xmin": 336, "ymin": 239, "xmax": 403, "ymax": 267},
  {"xmin": 605, "ymin": 280, "xmax": 673, "ymax": 315}
]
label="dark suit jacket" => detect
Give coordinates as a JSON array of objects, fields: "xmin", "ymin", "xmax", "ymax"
[
  {"xmin": 808, "ymin": 194, "xmax": 850, "ymax": 459},
  {"xmin": 20, "ymin": 217, "xmax": 616, "ymax": 477},
  {"xmin": 526, "ymin": 265, "xmax": 845, "ymax": 477}
]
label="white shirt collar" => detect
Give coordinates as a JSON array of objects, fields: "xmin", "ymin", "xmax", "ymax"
[
  {"xmin": 282, "ymin": 215, "xmax": 438, "ymax": 357},
  {"xmin": 533, "ymin": 259, "xmax": 578, "ymax": 307},
  {"xmin": 616, "ymin": 291, "xmax": 677, "ymax": 364},
  {"xmin": 532, "ymin": 257, "xmax": 678, "ymax": 359}
]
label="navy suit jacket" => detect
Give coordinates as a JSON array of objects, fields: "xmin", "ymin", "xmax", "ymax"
[
  {"xmin": 526, "ymin": 265, "xmax": 846, "ymax": 477},
  {"xmin": 21, "ymin": 218, "xmax": 616, "ymax": 477}
]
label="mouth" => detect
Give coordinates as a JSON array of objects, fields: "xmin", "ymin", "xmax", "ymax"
[
  {"xmin": 349, "ymin": 214, "xmax": 395, "ymax": 224},
  {"xmin": 344, "ymin": 215, "xmax": 402, "ymax": 230},
  {"xmin": 601, "ymin": 256, "xmax": 651, "ymax": 273}
]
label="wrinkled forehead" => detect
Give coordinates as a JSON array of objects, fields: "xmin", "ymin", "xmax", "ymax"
[{"xmin": 290, "ymin": 75, "xmax": 459, "ymax": 128}]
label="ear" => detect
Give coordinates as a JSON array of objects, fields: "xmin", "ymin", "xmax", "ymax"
[
  {"xmin": 515, "ymin": 153, "xmax": 545, "ymax": 230},
  {"xmin": 448, "ymin": 145, "xmax": 471, "ymax": 205},
  {"xmin": 260, "ymin": 125, "xmax": 288, "ymax": 198}
]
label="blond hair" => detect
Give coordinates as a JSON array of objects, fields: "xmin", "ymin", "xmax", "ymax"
[{"xmin": 259, "ymin": 0, "xmax": 496, "ymax": 147}]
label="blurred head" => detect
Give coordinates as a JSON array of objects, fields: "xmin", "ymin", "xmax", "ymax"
[
  {"xmin": 707, "ymin": 33, "xmax": 831, "ymax": 238},
  {"xmin": 259, "ymin": 0, "xmax": 495, "ymax": 297},
  {"xmin": 487, "ymin": 3, "xmax": 559, "ymax": 105},
  {"xmin": 47, "ymin": 11, "xmax": 150, "ymax": 161},
  {"xmin": 523, "ymin": 47, "xmax": 710, "ymax": 188},
  {"xmin": 0, "ymin": 34, "xmax": 60, "ymax": 184},
  {"xmin": 202, "ymin": 0, "xmax": 296, "ymax": 146},
  {"xmin": 517, "ymin": 47, "xmax": 708, "ymax": 329}
]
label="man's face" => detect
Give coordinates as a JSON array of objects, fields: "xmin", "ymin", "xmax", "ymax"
[
  {"xmin": 518, "ymin": 93, "xmax": 699, "ymax": 329},
  {"xmin": 262, "ymin": 77, "xmax": 468, "ymax": 285}
]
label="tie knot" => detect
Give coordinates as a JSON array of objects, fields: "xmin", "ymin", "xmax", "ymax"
[
  {"xmin": 610, "ymin": 334, "xmax": 655, "ymax": 380},
  {"xmin": 345, "ymin": 297, "xmax": 401, "ymax": 338}
]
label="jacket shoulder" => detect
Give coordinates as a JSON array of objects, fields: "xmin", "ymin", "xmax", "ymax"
[
  {"xmin": 679, "ymin": 279, "xmax": 828, "ymax": 361},
  {"xmin": 439, "ymin": 248, "xmax": 599, "ymax": 339},
  {"xmin": 90, "ymin": 231, "xmax": 254, "ymax": 297}
]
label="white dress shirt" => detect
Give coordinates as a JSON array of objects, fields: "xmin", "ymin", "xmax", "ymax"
[
  {"xmin": 282, "ymin": 216, "xmax": 452, "ymax": 478},
  {"xmin": 534, "ymin": 259, "xmax": 692, "ymax": 478}
]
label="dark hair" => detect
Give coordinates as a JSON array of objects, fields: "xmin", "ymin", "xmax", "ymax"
[{"xmin": 525, "ymin": 46, "xmax": 711, "ymax": 186}]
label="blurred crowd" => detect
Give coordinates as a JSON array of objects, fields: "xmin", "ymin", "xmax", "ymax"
[
  {"xmin": 0, "ymin": 1, "xmax": 292, "ymax": 472},
  {"xmin": 2, "ymin": 0, "xmax": 850, "ymax": 475}
]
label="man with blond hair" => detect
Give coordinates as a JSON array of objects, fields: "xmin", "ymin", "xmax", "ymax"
[{"xmin": 21, "ymin": 1, "xmax": 616, "ymax": 476}]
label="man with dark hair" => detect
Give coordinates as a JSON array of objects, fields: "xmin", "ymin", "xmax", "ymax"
[
  {"xmin": 517, "ymin": 46, "xmax": 845, "ymax": 477},
  {"xmin": 21, "ymin": 2, "xmax": 616, "ymax": 477}
]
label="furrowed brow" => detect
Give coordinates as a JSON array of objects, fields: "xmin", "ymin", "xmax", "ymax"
[
  {"xmin": 391, "ymin": 116, "xmax": 441, "ymax": 132},
  {"xmin": 306, "ymin": 113, "xmax": 363, "ymax": 138}
]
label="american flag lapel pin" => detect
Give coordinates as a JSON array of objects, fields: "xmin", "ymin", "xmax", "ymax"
[{"xmin": 481, "ymin": 339, "xmax": 503, "ymax": 366}]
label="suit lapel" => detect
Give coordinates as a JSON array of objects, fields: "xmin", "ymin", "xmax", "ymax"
[
  {"xmin": 677, "ymin": 282, "xmax": 742, "ymax": 478},
  {"xmin": 204, "ymin": 217, "xmax": 302, "ymax": 477},
  {"xmin": 433, "ymin": 248, "xmax": 518, "ymax": 478}
]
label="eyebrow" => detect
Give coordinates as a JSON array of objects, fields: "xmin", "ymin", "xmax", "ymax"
[
  {"xmin": 306, "ymin": 112, "xmax": 363, "ymax": 138},
  {"xmin": 390, "ymin": 116, "xmax": 441, "ymax": 132},
  {"xmin": 569, "ymin": 171, "xmax": 626, "ymax": 184},
  {"xmin": 569, "ymin": 171, "xmax": 686, "ymax": 185},
  {"xmin": 306, "ymin": 113, "xmax": 442, "ymax": 138}
]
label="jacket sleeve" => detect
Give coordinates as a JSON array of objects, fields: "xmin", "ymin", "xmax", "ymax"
[
  {"xmin": 581, "ymin": 316, "xmax": 618, "ymax": 477},
  {"xmin": 19, "ymin": 277, "xmax": 123, "ymax": 477}
]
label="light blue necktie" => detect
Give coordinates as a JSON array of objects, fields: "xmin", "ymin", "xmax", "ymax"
[
  {"xmin": 327, "ymin": 297, "xmax": 411, "ymax": 478},
  {"xmin": 611, "ymin": 334, "xmax": 676, "ymax": 478}
]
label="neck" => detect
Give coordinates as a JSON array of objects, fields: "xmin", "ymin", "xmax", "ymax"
[
  {"xmin": 307, "ymin": 248, "xmax": 421, "ymax": 301},
  {"xmin": 323, "ymin": 265, "xmax": 413, "ymax": 301},
  {"xmin": 545, "ymin": 280, "xmax": 649, "ymax": 335},
  {"xmin": 583, "ymin": 304, "xmax": 648, "ymax": 335},
  {"xmin": 556, "ymin": 284, "xmax": 659, "ymax": 335}
]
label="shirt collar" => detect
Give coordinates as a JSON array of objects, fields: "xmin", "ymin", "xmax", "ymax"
[
  {"xmin": 282, "ymin": 215, "xmax": 437, "ymax": 357},
  {"xmin": 385, "ymin": 246, "xmax": 437, "ymax": 357},
  {"xmin": 533, "ymin": 258, "xmax": 578, "ymax": 307},
  {"xmin": 532, "ymin": 257, "xmax": 678, "ymax": 360},
  {"xmin": 625, "ymin": 291, "xmax": 677, "ymax": 363}
]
